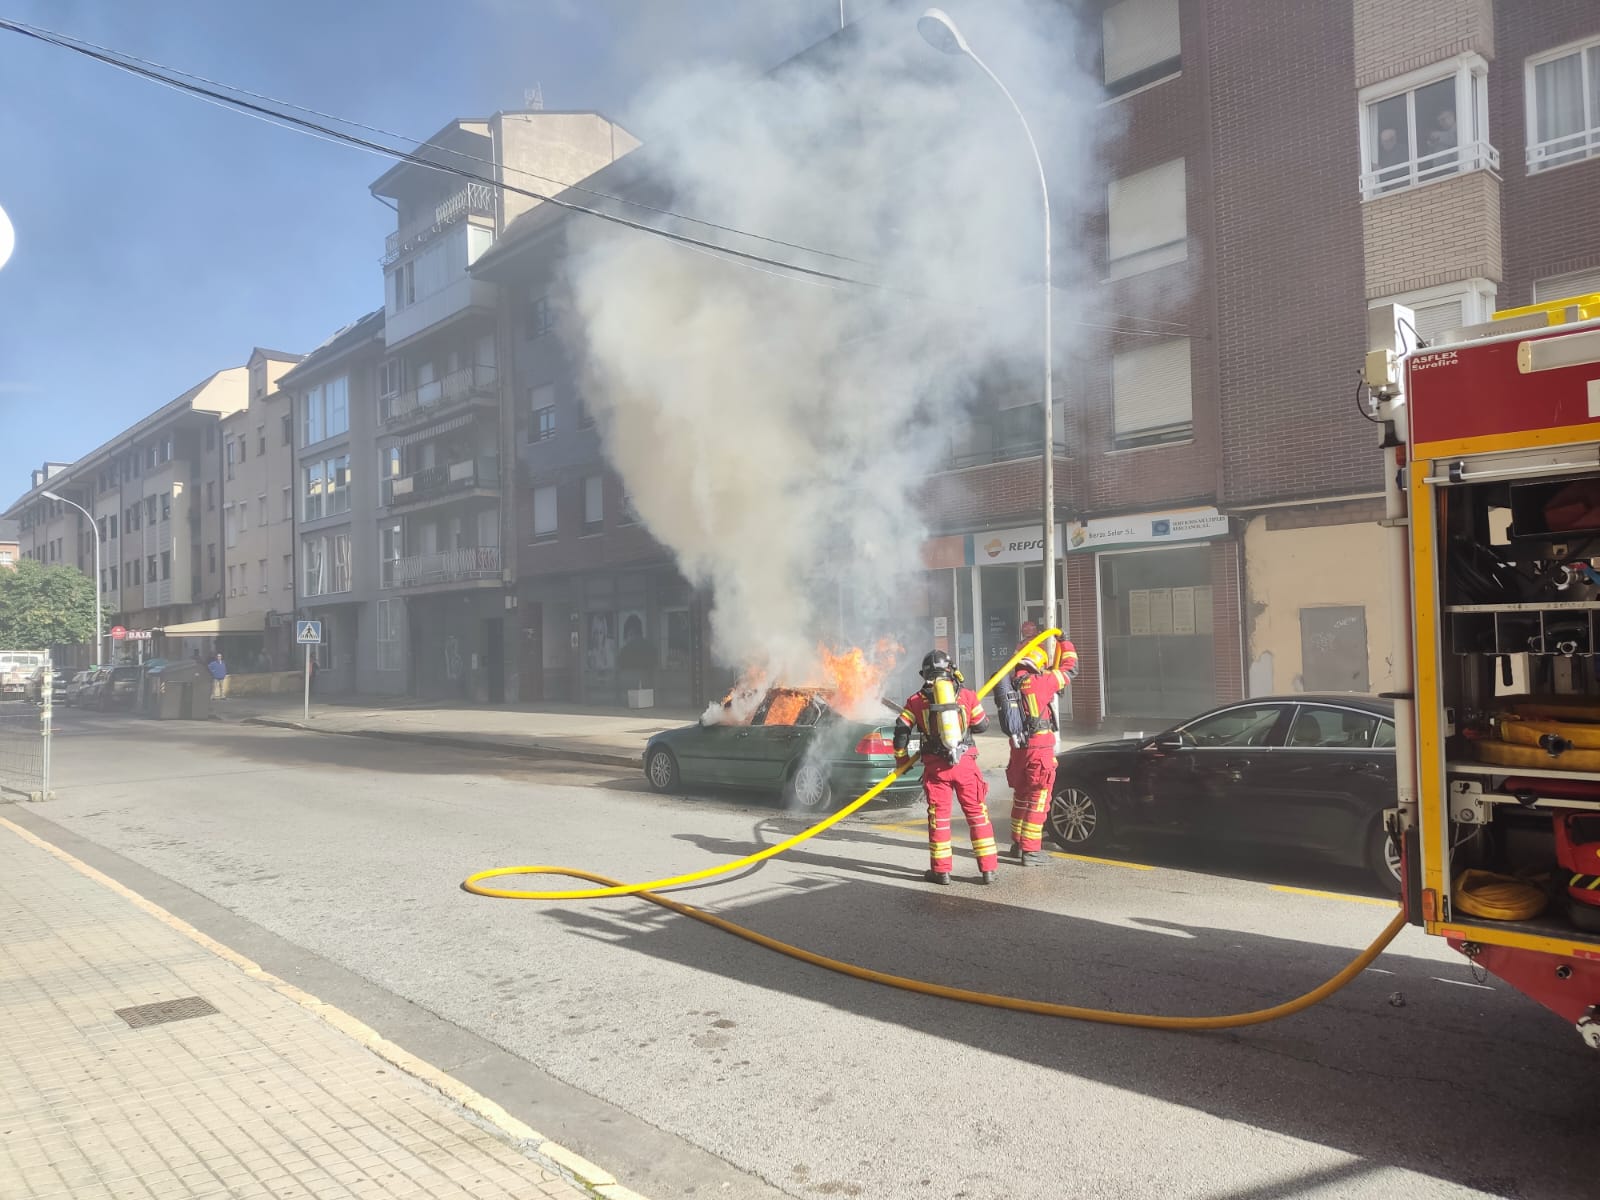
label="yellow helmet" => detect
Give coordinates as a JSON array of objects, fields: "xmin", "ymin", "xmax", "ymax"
[{"xmin": 1017, "ymin": 645, "xmax": 1049, "ymax": 672}]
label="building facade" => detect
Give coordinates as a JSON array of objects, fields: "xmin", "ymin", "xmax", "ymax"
[
  {"xmin": 368, "ymin": 110, "xmax": 636, "ymax": 702},
  {"xmin": 218, "ymin": 348, "xmax": 303, "ymax": 669}
]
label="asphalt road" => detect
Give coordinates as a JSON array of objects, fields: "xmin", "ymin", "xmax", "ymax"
[{"xmin": 5, "ymin": 707, "xmax": 1596, "ymax": 1200}]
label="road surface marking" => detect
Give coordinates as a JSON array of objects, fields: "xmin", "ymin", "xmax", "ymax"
[
  {"xmin": 1433, "ymin": 976, "xmax": 1495, "ymax": 990},
  {"xmin": 1049, "ymin": 851, "xmax": 1154, "ymax": 871},
  {"xmin": 1269, "ymin": 885, "xmax": 1396, "ymax": 907},
  {"xmin": 871, "ymin": 820, "xmax": 929, "ymax": 833}
]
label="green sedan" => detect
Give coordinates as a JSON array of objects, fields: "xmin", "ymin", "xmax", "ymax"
[{"xmin": 642, "ymin": 687, "xmax": 923, "ymax": 812}]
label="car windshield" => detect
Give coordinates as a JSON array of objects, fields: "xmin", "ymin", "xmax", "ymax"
[{"xmin": 1178, "ymin": 704, "xmax": 1284, "ymax": 747}]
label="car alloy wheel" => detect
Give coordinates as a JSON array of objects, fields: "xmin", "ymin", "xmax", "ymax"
[
  {"xmin": 788, "ymin": 762, "xmax": 832, "ymax": 812},
  {"xmin": 1048, "ymin": 786, "xmax": 1101, "ymax": 849},
  {"xmin": 646, "ymin": 747, "xmax": 679, "ymax": 793},
  {"xmin": 1367, "ymin": 818, "xmax": 1403, "ymax": 894}
]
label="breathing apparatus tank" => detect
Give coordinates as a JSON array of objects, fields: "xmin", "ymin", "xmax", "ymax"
[{"xmin": 930, "ymin": 674, "xmax": 967, "ymax": 754}]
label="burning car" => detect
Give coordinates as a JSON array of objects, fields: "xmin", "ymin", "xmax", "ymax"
[{"xmin": 642, "ymin": 681, "xmax": 921, "ymax": 812}]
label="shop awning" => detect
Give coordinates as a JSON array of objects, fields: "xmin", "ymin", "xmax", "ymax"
[{"xmin": 156, "ymin": 613, "xmax": 268, "ymax": 637}]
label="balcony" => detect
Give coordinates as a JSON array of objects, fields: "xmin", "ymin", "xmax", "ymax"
[
  {"xmin": 392, "ymin": 546, "xmax": 502, "ymax": 590},
  {"xmin": 379, "ymin": 363, "xmax": 498, "ymax": 431},
  {"xmin": 384, "ymin": 456, "xmax": 499, "ymax": 509},
  {"xmin": 383, "ymin": 182, "xmax": 496, "ymax": 265}
]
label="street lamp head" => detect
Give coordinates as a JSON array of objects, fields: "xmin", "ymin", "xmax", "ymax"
[
  {"xmin": 40, "ymin": 490, "xmax": 63, "ymax": 503},
  {"xmin": 917, "ymin": 7, "xmax": 969, "ymax": 56}
]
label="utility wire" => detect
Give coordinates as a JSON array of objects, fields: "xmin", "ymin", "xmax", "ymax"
[
  {"xmin": 0, "ymin": 17, "xmax": 1193, "ymax": 338},
  {"xmin": 0, "ymin": 16, "xmax": 871, "ymax": 270},
  {"xmin": 0, "ymin": 16, "xmax": 883, "ymax": 291}
]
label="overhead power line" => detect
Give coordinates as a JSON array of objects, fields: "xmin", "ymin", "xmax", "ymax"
[{"xmin": 0, "ymin": 17, "xmax": 1192, "ymax": 338}]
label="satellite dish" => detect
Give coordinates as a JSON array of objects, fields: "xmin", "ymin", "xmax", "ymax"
[{"xmin": 0, "ymin": 202, "xmax": 13, "ymax": 272}]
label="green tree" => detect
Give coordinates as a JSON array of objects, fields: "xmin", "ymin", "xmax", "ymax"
[{"xmin": 0, "ymin": 559, "xmax": 98, "ymax": 650}]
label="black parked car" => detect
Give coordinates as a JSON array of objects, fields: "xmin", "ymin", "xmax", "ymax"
[{"xmin": 1047, "ymin": 695, "xmax": 1401, "ymax": 891}]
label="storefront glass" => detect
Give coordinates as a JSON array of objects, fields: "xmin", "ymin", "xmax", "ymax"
[{"xmin": 1099, "ymin": 546, "xmax": 1214, "ymax": 720}]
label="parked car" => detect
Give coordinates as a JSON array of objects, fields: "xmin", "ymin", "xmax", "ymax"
[
  {"xmin": 25, "ymin": 666, "xmax": 69, "ymax": 703},
  {"xmin": 80, "ymin": 665, "xmax": 141, "ymax": 712},
  {"xmin": 63, "ymin": 670, "xmax": 95, "ymax": 706},
  {"xmin": 643, "ymin": 686, "xmax": 922, "ymax": 811},
  {"xmin": 1047, "ymin": 695, "xmax": 1401, "ymax": 890}
]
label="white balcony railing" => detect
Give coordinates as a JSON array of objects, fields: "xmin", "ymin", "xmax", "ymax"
[
  {"xmin": 382, "ymin": 183, "xmax": 496, "ymax": 265},
  {"xmin": 1527, "ymin": 127, "xmax": 1600, "ymax": 173},
  {"xmin": 1359, "ymin": 139, "xmax": 1499, "ymax": 200},
  {"xmin": 379, "ymin": 363, "xmax": 497, "ymax": 427},
  {"xmin": 383, "ymin": 456, "xmax": 499, "ymax": 508},
  {"xmin": 392, "ymin": 546, "xmax": 502, "ymax": 589}
]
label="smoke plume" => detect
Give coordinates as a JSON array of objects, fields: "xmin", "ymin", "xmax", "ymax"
[{"xmin": 567, "ymin": 0, "xmax": 1107, "ymax": 696}]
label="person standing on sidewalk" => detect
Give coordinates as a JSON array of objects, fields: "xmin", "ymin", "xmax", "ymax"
[
  {"xmin": 1002, "ymin": 640, "xmax": 1077, "ymax": 865},
  {"xmin": 208, "ymin": 652, "xmax": 228, "ymax": 700},
  {"xmin": 893, "ymin": 650, "xmax": 1000, "ymax": 886}
]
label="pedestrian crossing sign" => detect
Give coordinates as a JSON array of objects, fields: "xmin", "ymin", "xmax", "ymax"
[{"xmin": 296, "ymin": 620, "xmax": 323, "ymax": 645}]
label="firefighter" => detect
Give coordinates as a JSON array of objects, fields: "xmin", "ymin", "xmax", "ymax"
[
  {"xmin": 1005, "ymin": 639, "xmax": 1078, "ymax": 865},
  {"xmin": 893, "ymin": 650, "xmax": 999, "ymax": 885}
]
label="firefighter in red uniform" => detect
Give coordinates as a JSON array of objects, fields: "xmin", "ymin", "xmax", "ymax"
[
  {"xmin": 1006, "ymin": 639, "xmax": 1078, "ymax": 865},
  {"xmin": 893, "ymin": 650, "xmax": 1000, "ymax": 885}
]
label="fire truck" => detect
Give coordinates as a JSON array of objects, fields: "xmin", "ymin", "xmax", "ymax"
[{"xmin": 1364, "ymin": 289, "xmax": 1600, "ymax": 1047}]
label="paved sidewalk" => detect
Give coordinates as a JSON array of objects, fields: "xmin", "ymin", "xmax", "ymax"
[
  {"xmin": 0, "ymin": 815, "xmax": 642, "ymax": 1200},
  {"xmin": 217, "ymin": 695, "xmax": 1109, "ymax": 768}
]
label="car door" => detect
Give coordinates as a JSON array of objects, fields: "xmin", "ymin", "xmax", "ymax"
[
  {"xmin": 1247, "ymin": 704, "xmax": 1390, "ymax": 858},
  {"xmin": 1134, "ymin": 703, "xmax": 1294, "ymax": 836},
  {"xmin": 736, "ymin": 697, "xmax": 815, "ymax": 789},
  {"xmin": 671, "ymin": 718, "xmax": 748, "ymax": 787}
]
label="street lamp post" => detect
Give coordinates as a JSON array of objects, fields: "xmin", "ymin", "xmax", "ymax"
[
  {"xmin": 42, "ymin": 490, "xmax": 105, "ymax": 668},
  {"xmin": 917, "ymin": 7, "xmax": 1057, "ymax": 641}
]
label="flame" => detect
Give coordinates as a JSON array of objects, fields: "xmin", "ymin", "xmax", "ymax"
[
  {"xmin": 816, "ymin": 639, "xmax": 901, "ymax": 720},
  {"xmin": 763, "ymin": 689, "xmax": 813, "ymax": 726}
]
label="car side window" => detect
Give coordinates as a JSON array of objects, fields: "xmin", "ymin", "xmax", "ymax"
[
  {"xmin": 1372, "ymin": 719, "xmax": 1396, "ymax": 748},
  {"xmin": 1287, "ymin": 706, "xmax": 1381, "ymax": 748},
  {"xmin": 1180, "ymin": 705, "xmax": 1286, "ymax": 747}
]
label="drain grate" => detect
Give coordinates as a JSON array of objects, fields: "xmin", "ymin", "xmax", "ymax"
[{"xmin": 114, "ymin": 996, "xmax": 219, "ymax": 1029}]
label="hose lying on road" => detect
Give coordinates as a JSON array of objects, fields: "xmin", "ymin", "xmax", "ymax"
[{"xmin": 463, "ymin": 628, "xmax": 1408, "ymax": 1029}]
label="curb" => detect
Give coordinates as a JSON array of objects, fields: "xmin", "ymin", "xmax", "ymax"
[
  {"xmin": 0, "ymin": 813, "xmax": 650, "ymax": 1200},
  {"xmin": 240, "ymin": 717, "xmax": 643, "ymax": 770}
]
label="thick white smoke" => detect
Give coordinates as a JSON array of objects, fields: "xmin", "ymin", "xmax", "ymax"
[{"xmin": 567, "ymin": 0, "xmax": 1108, "ymax": 696}]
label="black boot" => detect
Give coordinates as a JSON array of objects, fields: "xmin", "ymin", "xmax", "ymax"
[
  {"xmin": 978, "ymin": 869, "xmax": 999, "ymax": 885},
  {"xmin": 924, "ymin": 869, "xmax": 951, "ymax": 886},
  {"xmin": 1018, "ymin": 850, "xmax": 1052, "ymax": 867},
  {"xmin": 1007, "ymin": 842, "xmax": 1023, "ymax": 860}
]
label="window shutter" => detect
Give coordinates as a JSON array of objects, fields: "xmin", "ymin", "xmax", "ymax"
[
  {"xmin": 1411, "ymin": 298, "xmax": 1465, "ymax": 344},
  {"xmin": 1102, "ymin": 0, "xmax": 1181, "ymax": 88},
  {"xmin": 534, "ymin": 485, "xmax": 558, "ymax": 536},
  {"xmin": 1109, "ymin": 158, "xmax": 1187, "ymax": 274},
  {"xmin": 1534, "ymin": 267, "xmax": 1600, "ymax": 304},
  {"xmin": 1112, "ymin": 339, "xmax": 1192, "ymax": 438}
]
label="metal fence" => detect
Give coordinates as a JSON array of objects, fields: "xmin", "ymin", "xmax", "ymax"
[{"xmin": 0, "ymin": 670, "xmax": 51, "ymax": 801}]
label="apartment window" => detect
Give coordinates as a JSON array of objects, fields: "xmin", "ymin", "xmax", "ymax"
[
  {"xmin": 1101, "ymin": 0, "xmax": 1180, "ymax": 97},
  {"xmin": 302, "ymin": 531, "xmax": 352, "ymax": 596},
  {"xmin": 303, "ymin": 461, "xmax": 325, "ymax": 522},
  {"xmin": 1111, "ymin": 338, "xmax": 1193, "ymax": 449},
  {"xmin": 207, "ymin": 543, "xmax": 216, "ymax": 573},
  {"xmin": 258, "ymin": 558, "xmax": 267, "ymax": 592},
  {"xmin": 225, "ymin": 505, "xmax": 238, "ymax": 548},
  {"xmin": 583, "ymin": 475, "xmax": 604, "ymax": 531},
  {"xmin": 110, "ymin": 514, "xmax": 118, "ymax": 540},
  {"xmin": 283, "ymin": 553, "xmax": 292, "ymax": 588},
  {"xmin": 162, "ymin": 437, "xmax": 172, "ymax": 464},
  {"xmin": 1534, "ymin": 267, "xmax": 1600, "ymax": 305},
  {"xmin": 534, "ymin": 405, "xmax": 557, "ymax": 443},
  {"xmin": 329, "ymin": 454, "xmax": 352, "ymax": 516},
  {"xmin": 146, "ymin": 554, "xmax": 158, "ymax": 582},
  {"xmin": 239, "ymin": 502, "xmax": 248, "ymax": 534},
  {"xmin": 160, "ymin": 492, "xmax": 171, "ymax": 522},
  {"xmin": 228, "ymin": 564, "xmax": 236, "ymax": 595},
  {"xmin": 619, "ymin": 493, "xmax": 640, "ymax": 526},
  {"xmin": 1360, "ymin": 56, "xmax": 1493, "ymax": 199},
  {"xmin": 392, "ymin": 260, "xmax": 415, "ymax": 312},
  {"xmin": 206, "ymin": 481, "xmax": 215, "ymax": 511},
  {"xmin": 97, "ymin": 517, "xmax": 107, "ymax": 543},
  {"xmin": 109, "ymin": 566, "xmax": 117, "ymax": 590},
  {"xmin": 532, "ymin": 484, "xmax": 558, "ymax": 540},
  {"xmin": 300, "ymin": 376, "xmax": 349, "ymax": 445},
  {"xmin": 1108, "ymin": 158, "xmax": 1187, "ymax": 279},
  {"xmin": 160, "ymin": 550, "xmax": 170, "ymax": 580},
  {"xmin": 527, "ymin": 293, "xmax": 555, "ymax": 339},
  {"xmin": 238, "ymin": 562, "xmax": 247, "ymax": 592},
  {"xmin": 281, "ymin": 412, "xmax": 293, "ymax": 445},
  {"xmin": 257, "ymin": 426, "xmax": 266, "ymax": 457},
  {"xmin": 258, "ymin": 495, "xmax": 267, "ymax": 526},
  {"xmin": 380, "ymin": 522, "xmax": 402, "ymax": 588},
  {"xmin": 129, "ymin": 559, "xmax": 139, "ymax": 586},
  {"xmin": 1526, "ymin": 36, "xmax": 1600, "ymax": 172},
  {"xmin": 1372, "ymin": 280, "xmax": 1498, "ymax": 347},
  {"xmin": 282, "ymin": 486, "xmax": 293, "ymax": 521},
  {"xmin": 379, "ymin": 358, "xmax": 404, "ymax": 399},
  {"xmin": 377, "ymin": 599, "xmax": 403, "ymax": 670},
  {"xmin": 226, "ymin": 440, "xmax": 236, "ymax": 480},
  {"xmin": 238, "ymin": 437, "xmax": 247, "ymax": 463}
]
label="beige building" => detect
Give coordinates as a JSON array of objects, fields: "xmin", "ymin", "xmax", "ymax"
[{"xmin": 219, "ymin": 349, "xmax": 303, "ymax": 669}]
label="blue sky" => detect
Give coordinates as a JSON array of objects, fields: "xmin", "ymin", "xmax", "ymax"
[{"xmin": 0, "ymin": 0, "xmax": 849, "ymax": 504}]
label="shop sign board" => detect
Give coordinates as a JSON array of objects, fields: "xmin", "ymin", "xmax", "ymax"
[
  {"xmin": 972, "ymin": 524, "xmax": 1065, "ymax": 565},
  {"xmin": 1066, "ymin": 508, "xmax": 1229, "ymax": 553}
]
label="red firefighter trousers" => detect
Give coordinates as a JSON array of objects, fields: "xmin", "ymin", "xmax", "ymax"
[
  {"xmin": 1006, "ymin": 743, "xmax": 1058, "ymax": 853},
  {"xmin": 921, "ymin": 750, "xmax": 999, "ymax": 874}
]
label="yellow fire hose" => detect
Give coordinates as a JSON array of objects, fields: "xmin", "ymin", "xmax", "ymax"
[{"xmin": 464, "ymin": 629, "xmax": 1407, "ymax": 1029}]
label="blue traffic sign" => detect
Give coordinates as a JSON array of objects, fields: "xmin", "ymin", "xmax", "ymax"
[{"xmin": 296, "ymin": 620, "xmax": 323, "ymax": 644}]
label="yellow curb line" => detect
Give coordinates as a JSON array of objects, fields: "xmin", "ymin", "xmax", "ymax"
[
  {"xmin": 1270, "ymin": 884, "xmax": 1395, "ymax": 907},
  {"xmin": 0, "ymin": 813, "xmax": 643, "ymax": 1200}
]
